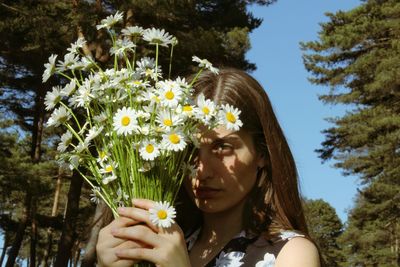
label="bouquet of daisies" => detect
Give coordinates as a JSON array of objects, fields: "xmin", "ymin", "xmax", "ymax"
[{"xmin": 43, "ymin": 11, "xmax": 242, "ymax": 227}]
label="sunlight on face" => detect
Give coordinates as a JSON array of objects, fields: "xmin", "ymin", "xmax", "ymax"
[{"xmin": 186, "ymin": 126, "xmax": 263, "ymax": 214}]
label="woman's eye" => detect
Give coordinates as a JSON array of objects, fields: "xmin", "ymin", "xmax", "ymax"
[{"xmin": 212, "ymin": 143, "xmax": 233, "ymax": 155}]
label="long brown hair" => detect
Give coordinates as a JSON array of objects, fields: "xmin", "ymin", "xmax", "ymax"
[{"xmin": 188, "ymin": 68, "xmax": 309, "ymax": 238}]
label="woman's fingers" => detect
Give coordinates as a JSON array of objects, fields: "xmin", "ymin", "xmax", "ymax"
[
  {"xmin": 117, "ymin": 206, "xmax": 159, "ymax": 232},
  {"xmin": 131, "ymin": 198, "xmax": 156, "ymax": 210},
  {"xmin": 115, "ymin": 247, "xmax": 157, "ymax": 263},
  {"xmin": 98, "ymin": 217, "xmax": 139, "ymax": 248},
  {"xmin": 112, "ymin": 224, "xmax": 162, "ymax": 248}
]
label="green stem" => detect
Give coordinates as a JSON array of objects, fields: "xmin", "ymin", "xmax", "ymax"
[
  {"xmin": 60, "ymin": 101, "xmax": 82, "ymax": 130},
  {"xmin": 155, "ymin": 44, "xmax": 159, "ymax": 81},
  {"xmin": 189, "ymin": 68, "xmax": 204, "ymax": 86},
  {"xmin": 64, "ymin": 122, "xmax": 84, "ymax": 144},
  {"xmin": 168, "ymin": 45, "xmax": 175, "ymax": 79}
]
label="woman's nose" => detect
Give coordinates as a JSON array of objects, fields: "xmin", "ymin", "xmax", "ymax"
[{"xmin": 196, "ymin": 150, "xmax": 213, "ymax": 181}]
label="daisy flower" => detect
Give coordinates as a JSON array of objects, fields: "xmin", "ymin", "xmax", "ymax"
[
  {"xmin": 157, "ymin": 80, "xmax": 183, "ymax": 108},
  {"xmin": 96, "ymin": 11, "xmax": 123, "ymax": 30},
  {"xmin": 75, "ymin": 140, "xmax": 90, "ymax": 154},
  {"xmin": 90, "ymin": 187, "xmax": 101, "ymax": 204},
  {"xmin": 42, "ymin": 54, "xmax": 57, "ymax": 83},
  {"xmin": 143, "ymin": 28, "xmax": 174, "ymax": 47},
  {"xmin": 103, "ymin": 174, "xmax": 118, "ymax": 185},
  {"xmin": 128, "ymin": 79, "xmax": 150, "ymax": 90},
  {"xmin": 149, "ymin": 201, "xmax": 176, "ymax": 228},
  {"xmin": 47, "ymin": 106, "xmax": 71, "ymax": 127},
  {"xmin": 161, "ymin": 130, "xmax": 187, "ymax": 151},
  {"xmin": 181, "ymin": 162, "xmax": 198, "ymax": 178},
  {"xmin": 57, "ymin": 131, "xmax": 73, "ymax": 152},
  {"xmin": 72, "ymin": 56, "xmax": 94, "ymax": 70},
  {"xmin": 177, "ymin": 104, "xmax": 197, "ymax": 118},
  {"xmin": 57, "ymin": 52, "xmax": 79, "ymax": 71},
  {"xmin": 137, "ymin": 125, "xmax": 150, "ymax": 136},
  {"xmin": 139, "ymin": 139, "xmax": 160, "ymax": 161},
  {"xmin": 138, "ymin": 161, "xmax": 154, "ymax": 172},
  {"xmin": 110, "ymin": 38, "xmax": 136, "ymax": 57},
  {"xmin": 44, "ymin": 86, "xmax": 62, "ymax": 111},
  {"xmin": 121, "ymin": 26, "xmax": 144, "ymax": 38},
  {"xmin": 218, "ymin": 104, "xmax": 243, "ymax": 131},
  {"xmin": 93, "ymin": 112, "xmax": 108, "ymax": 123},
  {"xmin": 139, "ymin": 91, "xmax": 161, "ymax": 106},
  {"xmin": 60, "ymin": 79, "xmax": 76, "ymax": 97},
  {"xmin": 136, "ymin": 57, "xmax": 156, "ymax": 70},
  {"xmin": 100, "ymin": 162, "xmax": 118, "ymax": 184},
  {"xmin": 156, "ymin": 110, "xmax": 183, "ymax": 130},
  {"xmin": 196, "ymin": 93, "xmax": 216, "ymax": 124},
  {"xmin": 85, "ymin": 126, "xmax": 104, "ymax": 142},
  {"xmin": 136, "ymin": 57, "xmax": 162, "ymax": 79},
  {"xmin": 112, "ymin": 107, "xmax": 138, "ymax": 136},
  {"xmin": 67, "ymin": 37, "xmax": 86, "ymax": 54},
  {"xmin": 79, "ymin": 56, "xmax": 95, "ymax": 70},
  {"xmin": 97, "ymin": 151, "xmax": 108, "ymax": 163},
  {"xmin": 192, "ymin": 56, "xmax": 219, "ymax": 74},
  {"xmin": 75, "ymin": 80, "xmax": 95, "ymax": 107},
  {"xmin": 69, "ymin": 155, "xmax": 80, "ymax": 170}
]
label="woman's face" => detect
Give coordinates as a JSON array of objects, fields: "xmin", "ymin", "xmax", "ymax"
[{"xmin": 185, "ymin": 126, "xmax": 264, "ymax": 214}]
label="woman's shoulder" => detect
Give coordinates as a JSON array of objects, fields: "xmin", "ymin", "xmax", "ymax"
[
  {"xmin": 274, "ymin": 236, "xmax": 320, "ymax": 267},
  {"xmin": 243, "ymin": 230, "xmax": 320, "ymax": 267}
]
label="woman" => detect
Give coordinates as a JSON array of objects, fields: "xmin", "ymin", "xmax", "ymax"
[{"xmin": 96, "ymin": 68, "xmax": 321, "ymax": 267}]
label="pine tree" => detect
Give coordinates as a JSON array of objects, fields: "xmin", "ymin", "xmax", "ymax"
[
  {"xmin": 303, "ymin": 199, "xmax": 344, "ymax": 266},
  {"xmin": 301, "ymin": 0, "xmax": 400, "ymax": 265}
]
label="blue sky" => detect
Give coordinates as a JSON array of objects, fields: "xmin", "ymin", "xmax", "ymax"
[{"xmin": 246, "ymin": 0, "xmax": 362, "ymax": 223}]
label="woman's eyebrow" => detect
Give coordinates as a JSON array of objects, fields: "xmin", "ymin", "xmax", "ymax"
[{"xmin": 212, "ymin": 135, "xmax": 240, "ymax": 143}]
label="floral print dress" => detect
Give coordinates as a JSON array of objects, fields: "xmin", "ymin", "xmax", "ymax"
[{"xmin": 186, "ymin": 229, "xmax": 304, "ymax": 267}]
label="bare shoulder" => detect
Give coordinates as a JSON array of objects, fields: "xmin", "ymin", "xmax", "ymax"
[{"xmin": 275, "ymin": 237, "xmax": 321, "ymax": 267}]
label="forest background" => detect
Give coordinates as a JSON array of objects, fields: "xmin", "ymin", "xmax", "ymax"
[{"xmin": 0, "ymin": 0, "xmax": 398, "ymax": 266}]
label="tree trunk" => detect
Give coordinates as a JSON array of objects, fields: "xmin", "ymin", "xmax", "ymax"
[
  {"xmin": 81, "ymin": 201, "xmax": 107, "ymax": 267},
  {"xmin": 31, "ymin": 87, "xmax": 45, "ymax": 163},
  {"xmin": 54, "ymin": 170, "xmax": 83, "ymax": 266},
  {"xmin": 30, "ymin": 195, "xmax": 37, "ymax": 267},
  {"xmin": 41, "ymin": 167, "xmax": 63, "ymax": 267},
  {"xmin": 73, "ymin": 240, "xmax": 81, "ymax": 267},
  {"xmin": 5, "ymin": 191, "xmax": 32, "ymax": 267}
]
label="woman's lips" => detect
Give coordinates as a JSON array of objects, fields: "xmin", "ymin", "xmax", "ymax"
[{"xmin": 194, "ymin": 187, "xmax": 221, "ymax": 199}]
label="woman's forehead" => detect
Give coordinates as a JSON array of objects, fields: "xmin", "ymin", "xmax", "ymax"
[{"xmin": 197, "ymin": 125, "xmax": 245, "ymax": 143}]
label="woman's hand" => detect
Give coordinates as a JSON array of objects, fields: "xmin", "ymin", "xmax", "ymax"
[
  {"xmin": 111, "ymin": 199, "xmax": 192, "ymax": 267},
  {"xmin": 96, "ymin": 215, "xmax": 146, "ymax": 267}
]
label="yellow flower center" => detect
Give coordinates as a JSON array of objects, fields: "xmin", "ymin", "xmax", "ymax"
[
  {"xmin": 133, "ymin": 80, "xmax": 142, "ymax": 86},
  {"xmin": 202, "ymin": 107, "xmax": 210, "ymax": 115},
  {"xmin": 99, "ymin": 151, "xmax": 106, "ymax": 159},
  {"xmin": 121, "ymin": 116, "xmax": 131, "ymax": 126},
  {"xmin": 183, "ymin": 105, "xmax": 193, "ymax": 112},
  {"xmin": 226, "ymin": 112, "xmax": 236, "ymax": 123},
  {"xmin": 163, "ymin": 119, "xmax": 173, "ymax": 126},
  {"xmin": 152, "ymin": 96, "xmax": 160, "ymax": 103},
  {"xmin": 145, "ymin": 69, "xmax": 153, "ymax": 76},
  {"xmin": 169, "ymin": 134, "xmax": 180, "ymax": 144},
  {"xmin": 105, "ymin": 165, "xmax": 113, "ymax": 172},
  {"xmin": 165, "ymin": 90, "xmax": 175, "ymax": 100},
  {"xmin": 145, "ymin": 144, "xmax": 154, "ymax": 153},
  {"xmin": 157, "ymin": 210, "xmax": 167, "ymax": 220}
]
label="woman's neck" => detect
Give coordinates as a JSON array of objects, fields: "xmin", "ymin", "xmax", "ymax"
[{"xmin": 199, "ymin": 200, "xmax": 246, "ymax": 245}]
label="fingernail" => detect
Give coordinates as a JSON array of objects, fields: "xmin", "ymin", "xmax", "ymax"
[{"xmin": 117, "ymin": 207, "xmax": 125, "ymax": 213}]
